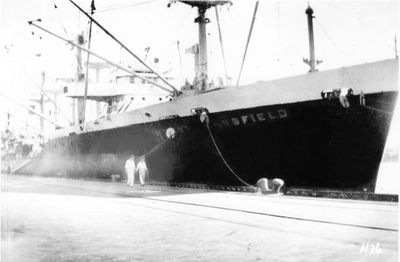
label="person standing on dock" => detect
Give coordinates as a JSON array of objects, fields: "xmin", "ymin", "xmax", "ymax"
[
  {"xmin": 136, "ymin": 157, "xmax": 148, "ymax": 187},
  {"xmin": 125, "ymin": 156, "xmax": 136, "ymax": 187}
]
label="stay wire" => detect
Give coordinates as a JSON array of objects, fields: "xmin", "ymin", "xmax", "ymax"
[
  {"xmin": 4, "ymin": 50, "xmax": 72, "ymax": 125},
  {"xmin": 52, "ymin": 0, "xmax": 83, "ymax": 72},
  {"xmin": 97, "ymin": 0, "xmax": 159, "ymax": 13},
  {"xmin": 68, "ymin": 0, "xmax": 178, "ymax": 94},
  {"xmin": 52, "ymin": 0, "xmax": 70, "ymax": 39},
  {"xmin": 314, "ymin": 18, "xmax": 354, "ymax": 67},
  {"xmin": 29, "ymin": 22, "xmax": 174, "ymax": 93},
  {"xmin": 236, "ymin": 0, "xmax": 259, "ymax": 87},
  {"xmin": 341, "ymin": 65, "xmax": 392, "ymax": 116},
  {"xmin": 215, "ymin": 6, "xmax": 229, "ymax": 85}
]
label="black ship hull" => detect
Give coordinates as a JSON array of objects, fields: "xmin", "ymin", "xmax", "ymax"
[
  {"xmin": 22, "ymin": 91, "xmax": 397, "ymax": 191},
  {"xmin": 18, "ymin": 59, "xmax": 399, "ymax": 191}
]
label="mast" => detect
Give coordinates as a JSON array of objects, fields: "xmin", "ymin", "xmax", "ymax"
[
  {"xmin": 81, "ymin": 0, "xmax": 96, "ymax": 124},
  {"xmin": 176, "ymin": 41, "xmax": 185, "ymax": 85},
  {"xmin": 197, "ymin": 6, "xmax": 208, "ymax": 91},
  {"xmin": 29, "ymin": 21, "xmax": 175, "ymax": 93},
  {"xmin": 170, "ymin": 1, "xmax": 232, "ymax": 91},
  {"xmin": 215, "ymin": 6, "xmax": 229, "ymax": 86},
  {"xmin": 69, "ymin": 0, "xmax": 178, "ymax": 95},
  {"xmin": 74, "ymin": 33, "xmax": 84, "ymax": 125},
  {"xmin": 40, "ymin": 71, "xmax": 45, "ymax": 133},
  {"xmin": 0, "ymin": 93, "xmax": 62, "ymax": 128},
  {"xmin": 303, "ymin": 3, "xmax": 322, "ymax": 72}
]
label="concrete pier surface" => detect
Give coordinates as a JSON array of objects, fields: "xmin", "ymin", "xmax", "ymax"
[{"xmin": 1, "ymin": 174, "xmax": 398, "ymax": 261}]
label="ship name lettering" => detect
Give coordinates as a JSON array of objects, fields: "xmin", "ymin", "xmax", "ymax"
[
  {"xmin": 221, "ymin": 119, "xmax": 231, "ymax": 127},
  {"xmin": 256, "ymin": 113, "xmax": 266, "ymax": 121},
  {"xmin": 241, "ymin": 115, "xmax": 249, "ymax": 124},
  {"xmin": 268, "ymin": 112, "xmax": 277, "ymax": 120},
  {"xmin": 278, "ymin": 109, "xmax": 287, "ymax": 118},
  {"xmin": 249, "ymin": 113, "xmax": 257, "ymax": 122},
  {"xmin": 231, "ymin": 117, "xmax": 240, "ymax": 126},
  {"xmin": 227, "ymin": 109, "xmax": 288, "ymax": 127}
]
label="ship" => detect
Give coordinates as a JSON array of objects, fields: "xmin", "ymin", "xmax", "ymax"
[{"xmin": 16, "ymin": 0, "xmax": 398, "ymax": 191}]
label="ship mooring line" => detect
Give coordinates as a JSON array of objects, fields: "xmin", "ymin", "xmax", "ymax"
[
  {"xmin": 23, "ymin": 179, "xmax": 398, "ymax": 232},
  {"xmin": 364, "ymin": 105, "xmax": 393, "ymax": 116},
  {"xmin": 205, "ymin": 121, "xmax": 253, "ymax": 188},
  {"xmin": 142, "ymin": 197, "xmax": 398, "ymax": 232},
  {"xmin": 140, "ymin": 137, "xmax": 170, "ymax": 158},
  {"xmin": 340, "ymin": 66, "xmax": 394, "ymax": 116},
  {"xmin": 90, "ymin": 197, "xmax": 399, "ymax": 250}
]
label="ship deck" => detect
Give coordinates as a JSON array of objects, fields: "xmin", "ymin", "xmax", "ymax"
[{"xmin": 2, "ymin": 174, "xmax": 398, "ymax": 261}]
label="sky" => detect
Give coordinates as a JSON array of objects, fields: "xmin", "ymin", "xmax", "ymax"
[{"xmin": 0, "ymin": 0, "xmax": 399, "ymax": 136}]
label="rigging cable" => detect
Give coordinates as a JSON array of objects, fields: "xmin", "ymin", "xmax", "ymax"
[
  {"xmin": 343, "ymin": 66, "xmax": 393, "ymax": 116},
  {"xmin": 52, "ymin": 1, "xmax": 83, "ymax": 72},
  {"xmin": 0, "ymin": 92, "xmax": 62, "ymax": 128},
  {"xmin": 4, "ymin": 111, "xmax": 46, "ymax": 139},
  {"xmin": 68, "ymin": 0, "xmax": 178, "ymax": 95},
  {"xmin": 96, "ymin": 0, "xmax": 159, "ymax": 13},
  {"xmin": 215, "ymin": 6, "xmax": 229, "ymax": 85},
  {"xmin": 28, "ymin": 21, "xmax": 175, "ymax": 94},
  {"xmin": 314, "ymin": 19, "xmax": 394, "ymax": 116},
  {"xmin": 236, "ymin": 0, "xmax": 259, "ymax": 87},
  {"xmin": 82, "ymin": 0, "xmax": 96, "ymax": 123},
  {"xmin": 314, "ymin": 18, "xmax": 354, "ymax": 66},
  {"xmin": 4, "ymin": 47, "xmax": 72, "ymax": 125},
  {"xmin": 52, "ymin": 1, "xmax": 70, "ymax": 39}
]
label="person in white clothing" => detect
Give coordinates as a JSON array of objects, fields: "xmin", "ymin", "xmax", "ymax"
[
  {"xmin": 271, "ymin": 178, "xmax": 285, "ymax": 194},
  {"xmin": 136, "ymin": 157, "xmax": 148, "ymax": 186},
  {"xmin": 256, "ymin": 178, "xmax": 271, "ymax": 194},
  {"xmin": 256, "ymin": 178, "xmax": 285, "ymax": 194},
  {"xmin": 125, "ymin": 157, "xmax": 136, "ymax": 187}
]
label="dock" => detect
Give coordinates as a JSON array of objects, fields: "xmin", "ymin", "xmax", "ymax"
[{"xmin": 1, "ymin": 174, "xmax": 398, "ymax": 261}]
